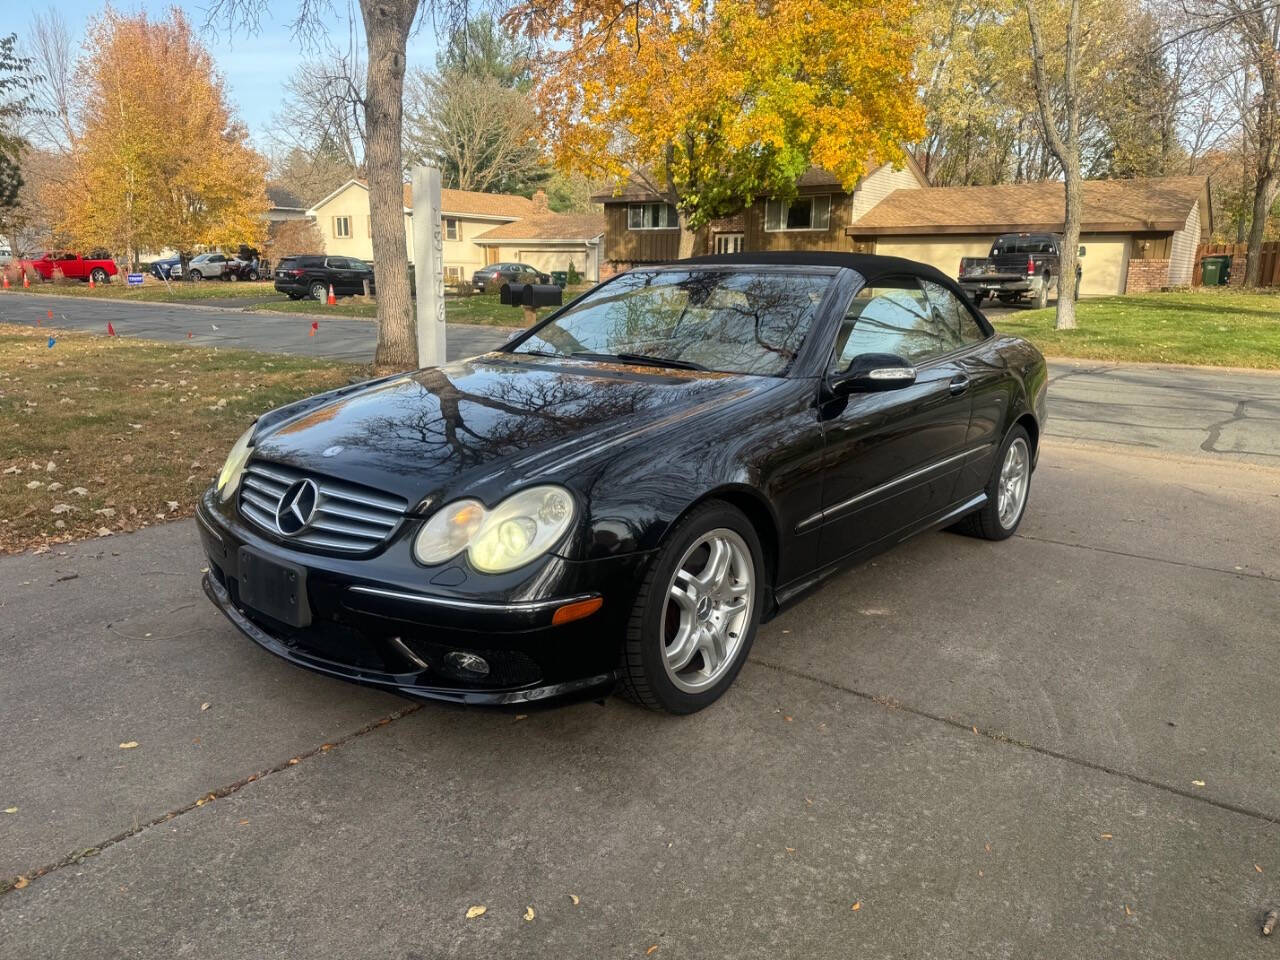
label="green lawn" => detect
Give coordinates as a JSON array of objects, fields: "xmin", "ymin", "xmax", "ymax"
[
  {"xmin": 0, "ymin": 278, "xmax": 279, "ymax": 302},
  {"xmin": 256, "ymin": 292, "xmax": 554, "ymax": 327},
  {"xmin": 993, "ymin": 289, "xmax": 1280, "ymax": 369}
]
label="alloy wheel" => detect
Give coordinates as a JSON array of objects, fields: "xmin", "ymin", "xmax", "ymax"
[
  {"xmin": 997, "ymin": 437, "xmax": 1030, "ymax": 529},
  {"xmin": 660, "ymin": 528, "xmax": 755, "ymax": 693}
]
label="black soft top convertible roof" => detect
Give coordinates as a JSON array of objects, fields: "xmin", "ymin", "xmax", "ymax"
[{"xmin": 673, "ymin": 251, "xmax": 957, "ymax": 290}]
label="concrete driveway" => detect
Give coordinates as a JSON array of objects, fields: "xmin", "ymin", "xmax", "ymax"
[{"xmin": 2, "ymin": 292, "xmax": 1278, "ymax": 957}]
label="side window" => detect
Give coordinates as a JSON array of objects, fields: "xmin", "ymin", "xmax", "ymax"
[
  {"xmin": 921, "ymin": 280, "xmax": 986, "ymax": 347},
  {"xmin": 831, "ymin": 278, "xmax": 964, "ymax": 370}
]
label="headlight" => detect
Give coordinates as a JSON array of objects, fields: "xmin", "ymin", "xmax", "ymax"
[
  {"xmin": 413, "ymin": 485, "xmax": 576, "ymax": 573},
  {"xmin": 216, "ymin": 424, "xmax": 255, "ymax": 502}
]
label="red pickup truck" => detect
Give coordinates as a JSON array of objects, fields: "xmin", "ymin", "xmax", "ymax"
[{"xmin": 21, "ymin": 251, "xmax": 119, "ymax": 284}]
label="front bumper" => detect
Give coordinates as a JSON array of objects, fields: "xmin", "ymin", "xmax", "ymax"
[{"xmin": 197, "ymin": 491, "xmax": 649, "ymax": 706}]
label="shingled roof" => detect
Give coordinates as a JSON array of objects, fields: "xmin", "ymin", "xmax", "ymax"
[
  {"xmin": 847, "ymin": 176, "xmax": 1210, "ymax": 236},
  {"xmin": 474, "ymin": 212, "xmax": 606, "ymax": 243}
]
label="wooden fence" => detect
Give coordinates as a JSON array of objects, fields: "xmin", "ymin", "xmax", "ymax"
[{"xmin": 1192, "ymin": 241, "xmax": 1280, "ymax": 287}]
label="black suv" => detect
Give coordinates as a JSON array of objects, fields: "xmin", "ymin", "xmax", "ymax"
[
  {"xmin": 471, "ymin": 262, "xmax": 551, "ymax": 293},
  {"xmin": 274, "ymin": 255, "xmax": 376, "ymax": 301}
]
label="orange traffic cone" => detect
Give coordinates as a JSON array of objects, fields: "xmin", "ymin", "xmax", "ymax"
[
  {"xmin": 23, "ymin": 272, "xmax": 30, "ymax": 289},
  {"xmin": 2, "ymin": 274, "xmax": 8, "ymax": 289},
  {"xmin": 88, "ymin": 275, "xmax": 95, "ymax": 289},
  {"xmin": 326, "ymin": 284, "xmax": 336, "ymax": 306}
]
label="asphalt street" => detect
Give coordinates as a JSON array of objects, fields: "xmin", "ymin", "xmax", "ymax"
[{"xmin": 2, "ymin": 290, "xmax": 1279, "ymax": 957}]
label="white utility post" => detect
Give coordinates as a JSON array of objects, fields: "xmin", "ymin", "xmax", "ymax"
[{"xmin": 411, "ymin": 165, "xmax": 447, "ymax": 367}]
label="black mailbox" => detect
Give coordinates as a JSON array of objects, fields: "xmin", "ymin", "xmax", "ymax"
[{"xmin": 500, "ymin": 282, "xmax": 563, "ymax": 308}]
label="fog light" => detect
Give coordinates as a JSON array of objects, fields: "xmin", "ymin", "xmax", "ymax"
[{"xmin": 445, "ymin": 650, "xmax": 490, "ymax": 676}]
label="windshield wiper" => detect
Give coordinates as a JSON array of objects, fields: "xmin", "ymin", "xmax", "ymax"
[{"xmin": 571, "ymin": 351, "xmax": 708, "ymax": 372}]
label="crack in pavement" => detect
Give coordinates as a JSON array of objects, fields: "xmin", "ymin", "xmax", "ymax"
[
  {"xmin": 0, "ymin": 703, "xmax": 422, "ymax": 897},
  {"xmin": 1013, "ymin": 531, "xmax": 1279, "ymax": 583},
  {"xmin": 748, "ymin": 657, "xmax": 1280, "ymax": 826}
]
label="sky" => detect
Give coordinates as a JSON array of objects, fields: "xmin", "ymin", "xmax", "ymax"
[{"xmin": 17, "ymin": 0, "xmax": 442, "ymax": 143}]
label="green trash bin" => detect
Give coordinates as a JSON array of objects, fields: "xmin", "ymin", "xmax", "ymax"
[
  {"xmin": 550, "ymin": 270, "xmax": 568, "ymax": 288},
  {"xmin": 1200, "ymin": 255, "xmax": 1230, "ymax": 286}
]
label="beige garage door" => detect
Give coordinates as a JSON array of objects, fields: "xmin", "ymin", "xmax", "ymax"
[
  {"xmin": 872, "ymin": 236, "xmax": 997, "ymax": 278},
  {"xmin": 1076, "ymin": 235, "xmax": 1130, "ymax": 296},
  {"xmin": 519, "ymin": 249, "xmax": 587, "ymax": 275}
]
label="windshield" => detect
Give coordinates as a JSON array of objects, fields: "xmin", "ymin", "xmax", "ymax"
[{"xmin": 511, "ymin": 269, "xmax": 832, "ymax": 377}]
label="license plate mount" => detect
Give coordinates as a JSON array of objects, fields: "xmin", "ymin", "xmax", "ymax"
[{"xmin": 237, "ymin": 547, "xmax": 312, "ymax": 628}]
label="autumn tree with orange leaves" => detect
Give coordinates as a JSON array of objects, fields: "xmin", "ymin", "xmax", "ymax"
[
  {"xmin": 508, "ymin": 0, "xmax": 925, "ymax": 255},
  {"xmin": 48, "ymin": 8, "xmax": 266, "ymax": 267}
]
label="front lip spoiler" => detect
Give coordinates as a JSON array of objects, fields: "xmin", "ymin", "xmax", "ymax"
[{"xmin": 202, "ymin": 573, "xmax": 618, "ymax": 706}]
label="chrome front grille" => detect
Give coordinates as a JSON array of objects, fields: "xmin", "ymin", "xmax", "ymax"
[{"xmin": 238, "ymin": 460, "xmax": 407, "ymax": 553}]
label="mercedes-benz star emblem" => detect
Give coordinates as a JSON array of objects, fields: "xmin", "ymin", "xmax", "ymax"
[{"xmin": 275, "ymin": 478, "xmax": 319, "ymax": 536}]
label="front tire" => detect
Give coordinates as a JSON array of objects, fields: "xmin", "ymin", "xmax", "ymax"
[
  {"xmin": 189, "ymin": 270, "xmax": 203, "ymax": 281},
  {"xmin": 619, "ymin": 501, "xmax": 764, "ymax": 714},
  {"xmin": 955, "ymin": 425, "xmax": 1033, "ymax": 541}
]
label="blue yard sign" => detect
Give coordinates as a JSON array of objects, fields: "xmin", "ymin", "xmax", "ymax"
[{"xmin": 127, "ymin": 273, "xmax": 144, "ymax": 287}]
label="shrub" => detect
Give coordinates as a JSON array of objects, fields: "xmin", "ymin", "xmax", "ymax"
[{"xmin": 566, "ymin": 262, "xmax": 580, "ymax": 286}]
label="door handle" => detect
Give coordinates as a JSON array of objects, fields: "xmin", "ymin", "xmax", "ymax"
[{"xmin": 949, "ymin": 374, "xmax": 971, "ymax": 395}]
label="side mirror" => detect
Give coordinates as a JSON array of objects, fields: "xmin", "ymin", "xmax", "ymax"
[{"xmin": 829, "ymin": 353, "xmax": 917, "ymax": 395}]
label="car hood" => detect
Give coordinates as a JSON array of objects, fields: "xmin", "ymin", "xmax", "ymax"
[{"xmin": 250, "ymin": 353, "xmax": 779, "ymax": 508}]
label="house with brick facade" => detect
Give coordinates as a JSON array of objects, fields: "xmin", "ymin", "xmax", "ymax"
[
  {"xmin": 845, "ymin": 176, "xmax": 1211, "ymax": 296},
  {"xmin": 595, "ymin": 167, "xmax": 1210, "ymax": 297},
  {"xmin": 592, "ymin": 158, "xmax": 930, "ymax": 277}
]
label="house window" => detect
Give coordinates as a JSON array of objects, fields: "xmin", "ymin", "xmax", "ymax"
[
  {"xmin": 445, "ymin": 218, "xmax": 459, "ymax": 241},
  {"xmin": 333, "ymin": 216, "xmax": 351, "ymax": 238},
  {"xmin": 714, "ymin": 233, "xmax": 744, "ymax": 254},
  {"xmin": 445, "ymin": 265, "xmax": 462, "ymax": 281},
  {"xmin": 764, "ymin": 196, "xmax": 831, "ymax": 232},
  {"xmin": 627, "ymin": 202, "xmax": 678, "ymax": 230}
]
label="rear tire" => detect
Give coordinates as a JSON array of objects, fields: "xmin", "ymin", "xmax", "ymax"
[
  {"xmin": 89, "ymin": 267, "xmax": 109, "ymax": 285},
  {"xmin": 309, "ymin": 281, "xmax": 327, "ymax": 301},
  {"xmin": 954, "ymin": 425, "xmax": 1033, "ymax": 541},
  {"xmin": 618, "ymin": 501, "xmax": 764, "ymax": 714},
  {"xmin": 1033, "ymin": 276, "xmax": 1049, "ymax": 309}
]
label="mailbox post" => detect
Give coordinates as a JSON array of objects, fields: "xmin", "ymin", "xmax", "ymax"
[{"xmin": 500, "ymin": 282, "xmax": 563, "ymax": 329}]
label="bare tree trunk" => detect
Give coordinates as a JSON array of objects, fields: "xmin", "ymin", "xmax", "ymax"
[
  {"xmin": 676, "ymin": 208, "xmax": 708, "ymax": 259},
  {"xmin": 1027, "ymin": 0, "xmax": 1081, "ymax": 329},
  {"xmin": 1244, "ymin": 53, "xmax": 1278, "ymax": 287},
  {"xmin": 362, "ymin": 0, "xmax": 418, "ymax": 372}
]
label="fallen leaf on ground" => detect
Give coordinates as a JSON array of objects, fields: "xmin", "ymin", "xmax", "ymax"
[
  {"xmin": 1124, "ymin": 904, "xmax": 1133, "ymax": 917},
  {"xmin": 13, "ymin": 877, "xmax": 28, "ymax": 890},
  {"xmin": 646, "ymin": 946, "xmax": 659, "ymax": 956},
  {"xmin": 1256, "ymin": 864, "xmax": 1263, "ymax": 873},
  {"xmin": 200, "ymin": 703, "xmax": 210, "ymax": 711},
  {"xmin": 239, "ymin": 819, "xmax": 249, "ymax": 825},
  {"xmin": 1099, "ymin": 833, "xmax": 1113, "ymax": 840},
  {"xmin": 972, "ymin": 726, "xmax": 979, "ymax": 734},
  {"xmin": 785, "ymin": 846, "xmax": 795, "ymax": 853},
  {"xmin": 784, "ymin": 716, "xmax": 793, "ymax": 723},
  {"xmin": 569, "ymin": 894, "xmax": 580, "ymax": 905},
  {"xmin": 288, "ymin": 757, "xmax": 300, "ymax": 765},
  {"xmin": 851, "ymin": 901, "xmax": 861, "ymax": 911},
  {"xmin": 3, "ymin": 807, "xmax": 16, "ymax": 814},
  {"xmin": 465, "ymin": 905, "xmax": 486, "ymax": 919},
  {"xmin": 119, "ymin": 741, "xmax": 138, "ymax": 749},
  {"xmin": 524, "ymin": 906, "xmax": 535, "ymax": 921},
  {"xmin": 1191, "ymin": 780, "xmax": 1205, "ymax": 787}
]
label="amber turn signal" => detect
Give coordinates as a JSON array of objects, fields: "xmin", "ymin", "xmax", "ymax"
[{"xmin": 551, "ymin": 596, "xmax": 603, "ymax": 626}]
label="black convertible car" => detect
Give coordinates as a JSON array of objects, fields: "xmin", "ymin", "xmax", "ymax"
[{"xmin": 199, "ymin": 253, "xmax": 1047, "ymax": 713}]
